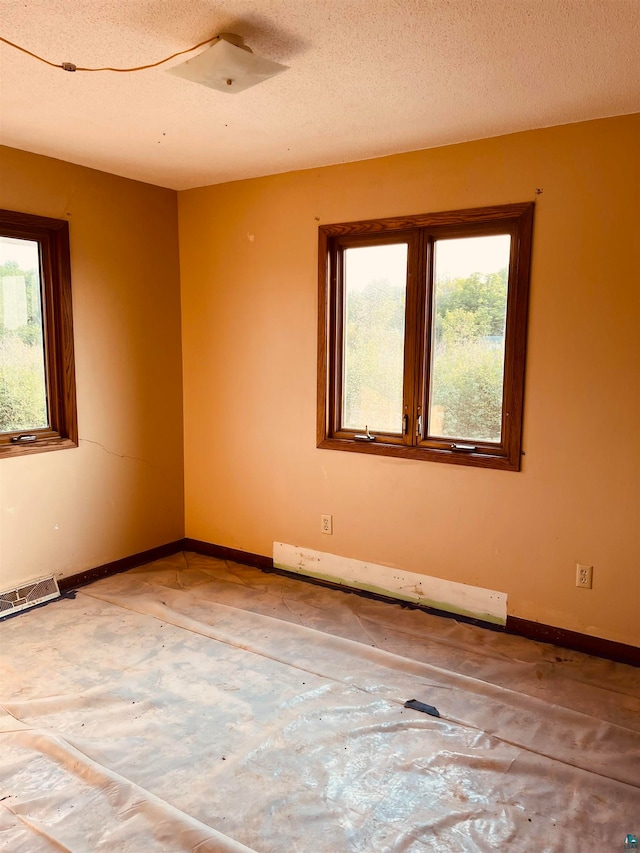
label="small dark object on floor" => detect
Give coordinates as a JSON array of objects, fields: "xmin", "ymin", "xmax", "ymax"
[{"xmin": 404, "ymin": 699, "xmax": 440, "ymax": 717}]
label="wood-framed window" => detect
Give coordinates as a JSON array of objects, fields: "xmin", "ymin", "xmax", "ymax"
[
  {"xmin": 317, "ymin": 202, "xmax": 534, "ymax": 471},
  {"xmin": 0, "ymin": 209, "xmax": 78, "ymax": 458}
]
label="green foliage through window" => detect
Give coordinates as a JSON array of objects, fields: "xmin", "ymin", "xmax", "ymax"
[
  {"xmin": 430, "ymin": 268, "xmax": 508, "ymax": 442},
  {"xmin": 0, "ymin": 258, "xmax": 48, "ymax": 433},
  {"xmin": 343, "ymin": 276, "xmax": 405, "ymax": 433}
]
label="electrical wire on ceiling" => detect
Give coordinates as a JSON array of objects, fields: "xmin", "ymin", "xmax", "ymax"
[{"xmin": 0, "ymin": 34, "xmax": 217, "ymax": 72}]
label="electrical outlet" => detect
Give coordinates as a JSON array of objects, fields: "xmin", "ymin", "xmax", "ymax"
[
  {"xmin": 320, "ymin": 514, "xmax": 333, "ymax": 535},
  {"xmin": 576, "ymin": 564, "xmax": 593, "ymax": 589}
]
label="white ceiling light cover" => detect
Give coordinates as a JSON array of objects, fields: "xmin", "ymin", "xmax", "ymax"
[{"xmin": 167, "ymin": 34, "xmax": 288, "ymax": 94}]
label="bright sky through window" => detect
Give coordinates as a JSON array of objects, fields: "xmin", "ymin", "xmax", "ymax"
[
  {"xmin": 435, "ymin": 234, "xmax": 511, "ymax": 279},
  {"xmin": 341, "ymin": 234, "xmax": 510, "ymax": 289},
  {"xmin": 1, "ymin": 236, "xmax": 39, "ymax": 268},
  {"xmin": 343, "ymin": 244, "xmax": 408, "ymax": 291}
]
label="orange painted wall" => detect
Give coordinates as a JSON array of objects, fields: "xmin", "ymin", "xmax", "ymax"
[
  {"xmin": 178, "ymin": 115, "xmax": 640, "ymax": 646},
  {"xmin": 0, "ymin": 147, "xmax": 184, "ymax": 588}
]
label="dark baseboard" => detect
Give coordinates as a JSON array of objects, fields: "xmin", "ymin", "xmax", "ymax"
[
  {"xmin": 57, "ymin": 537, "xmax": 638, "ymax": 668},
  {"xmin": 58, "ymin": 540, "xmax": 184, "ymax": 592},
  {"xmin": 184, "ymin": 539, "xmax": 639, "ymax": 668},
  {"xmin": 182, "ymin": 538, "xmax": 273, "ymax": 571},
  {"xmin": 505, "ymin": 616, "xmax": 639, "ymax": 667}
]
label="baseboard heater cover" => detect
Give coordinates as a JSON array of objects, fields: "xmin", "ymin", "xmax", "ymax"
[
  {"xmin": 273, "ymin": 543, "xmax": 507, "ymax": 625},
  {"xmin": 0, "ymin": 575, "xmax": 61, "ymax": 619}
]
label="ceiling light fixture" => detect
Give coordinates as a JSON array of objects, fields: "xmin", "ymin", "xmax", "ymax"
[
  {"xmin": 166, "ymin": 33, "xmax": 288, "ymax": 94},
  {"xmin": 0, "ymin": 32, "xmax": 287, "ymax": 91}
]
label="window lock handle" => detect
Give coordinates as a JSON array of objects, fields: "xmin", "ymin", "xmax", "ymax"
[
  {"xmin": 451, "ymin": 443, "xmax": 477, "ymax": 452},
  {"xmin": 10, "ymin": 434, "xmax": 38, "ymax": 444},
  {"xmin": 354, "ymin": 425, "xmax": 376, "ymax": 442}
]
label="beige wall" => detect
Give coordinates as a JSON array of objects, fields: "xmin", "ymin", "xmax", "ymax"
[
  {"xmin": 178, "ymin": 115, "xmax": 640, "ymax": 646},
  {"xmin": 0, "ymin": 147, "xmax": 184, "ymax": 588}
]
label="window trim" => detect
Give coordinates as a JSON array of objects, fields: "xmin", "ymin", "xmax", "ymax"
[
  {"xmin": 0, "ymin": 209, "xmax": 78, "ymax": 458},
  {"xmin": 317, "ymin": 202, "xmax": 534, "ymax": 471}
]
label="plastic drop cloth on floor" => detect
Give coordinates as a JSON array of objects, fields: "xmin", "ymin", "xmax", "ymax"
[{"xmin": 1, "ymin": 552, "xmax": 638, "ymax": 853}]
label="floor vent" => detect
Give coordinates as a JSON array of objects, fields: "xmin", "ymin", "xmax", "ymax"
[{"xmin": 0, "ymin": 576, "xmax": 60, "ymax": 619}]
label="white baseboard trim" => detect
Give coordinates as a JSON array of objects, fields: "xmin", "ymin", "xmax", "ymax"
[{"xmin": 273, "ymin": 542, "xmax": 507, "ymax": 625}]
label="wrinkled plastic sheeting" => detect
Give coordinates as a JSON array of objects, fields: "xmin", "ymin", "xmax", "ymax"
[{"xmin": 1, "ymin": 552, "xmax": 638, "ymax": 852}]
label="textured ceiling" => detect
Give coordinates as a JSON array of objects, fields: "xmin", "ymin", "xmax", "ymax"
[{"xmin": 1, "ymin": 0, "xmax": 639, "ymax": 190}]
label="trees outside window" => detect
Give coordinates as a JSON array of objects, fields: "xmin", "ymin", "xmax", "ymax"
[
  {"xmin": 0, "ymin": 209, "xmax": 77, "ymax": 458},
  {"xmin": 318, "ymin": 203, "xmax": 534, "ymax": 471}
]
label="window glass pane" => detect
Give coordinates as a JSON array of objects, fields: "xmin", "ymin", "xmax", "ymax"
[
  {"xmin": 0, "ymin": 236, "xmax": 48, "ymax": 433},
  {"xmin": 342, "ymin": 243, "xmax": 407, "ymax": 433},
  {"xmin": 429, "ymin": 234, "xmax": 510, "ymax": 443}
]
